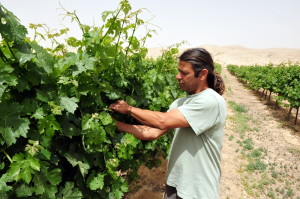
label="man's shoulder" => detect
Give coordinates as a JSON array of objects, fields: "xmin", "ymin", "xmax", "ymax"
[
  {"xmin": 169, "ymin": 96, "xmax": 187, "ymax": 110},
  {"xmin": 200, "ymin": 88, "xmax": 225, "ymax": 103}
]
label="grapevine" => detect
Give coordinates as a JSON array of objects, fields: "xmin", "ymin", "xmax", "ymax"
[{"xmin": 0, "ymin": 1, "xmax": 183, "ymax": 198}]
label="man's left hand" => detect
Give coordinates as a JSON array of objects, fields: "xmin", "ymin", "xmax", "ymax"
[{"xmin": 109, "ymin": 100, "xmax": 132, "ymax": 114}]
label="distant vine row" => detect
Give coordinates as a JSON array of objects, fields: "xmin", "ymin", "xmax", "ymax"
[{"xmin": 227, "ymin": 64, "xmax": 300, "ymax": 125}]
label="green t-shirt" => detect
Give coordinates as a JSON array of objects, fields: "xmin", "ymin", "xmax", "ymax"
[{"xmin": 166, "ymin": 88, "xmax": 226, "ymax": 199}]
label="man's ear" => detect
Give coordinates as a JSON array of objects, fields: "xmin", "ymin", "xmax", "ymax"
[{"xmin": 200, "ymin": 69, "xmax": 209, "ymax": 80}]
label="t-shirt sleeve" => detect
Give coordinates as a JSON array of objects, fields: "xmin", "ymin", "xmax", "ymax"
[
  {"xmin": 168, "ymin": 97, "xmax": 185, "ymax": 112},
  {"xmin": 177, "ymin": 96, "xmax": 220, "ymax": 135}
]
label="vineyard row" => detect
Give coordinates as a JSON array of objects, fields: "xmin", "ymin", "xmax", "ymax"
[{"xmin": 227, "ymin": 64, "xmax": 300, "ymax": 125}]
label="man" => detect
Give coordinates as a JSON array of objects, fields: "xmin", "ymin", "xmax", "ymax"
[{"xmin": 109, "ymin": 48, "xmax": 226, "ymax": 199}]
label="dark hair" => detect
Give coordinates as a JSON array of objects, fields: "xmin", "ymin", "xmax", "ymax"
[{"xmin": 179, "ymin": 48, "xmax": 225, "ymax": 95}]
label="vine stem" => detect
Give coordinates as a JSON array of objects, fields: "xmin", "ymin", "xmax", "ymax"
[
  {"xmin": 287, "ymin": 107, "xmax": 292, "ymax": 120},
  {"xmin": 0, "ymin": 48, "xmax": 8, "ymax": 62},
  {"xmin": 4, "ymin": 40, "xmax": 17, "ymax": 60},
  {"xmin": 113, "ymin": 19, "xmax": 126, "ymax": 69},
  {"xmin": 1, "ymin": 149, "xmax": 12, "ymax": 163},
  {"xmin": 100, "ymin": 7, "xmax": 123, "ymax": 45},
  {"xmin": 125, "ymin": 13, "xmax": 138, "ymax": 60},
  {"xmin": 295, "ymin": 107, "xmax": 299, "ymax": 125},
  {"xmin": 73, "ymin": 13, "xmax": 85, "ymax": 34},
  {"xmin": 58, "ymin": 2, "xmax": 85, "ymax": 35}
]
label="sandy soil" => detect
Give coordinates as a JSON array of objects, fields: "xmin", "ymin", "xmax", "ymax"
[
  {"xmin": 125, "ymin": 45, "xmax": 300, "ymax": 199},
  {"xmin": 220, "ymin": 67, "xmax": 300, "ymax": 198}
]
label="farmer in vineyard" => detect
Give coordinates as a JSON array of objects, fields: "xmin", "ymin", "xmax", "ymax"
[{"xmin": 109, "ymin": 48, "xmax": 226, "ymax": 199}]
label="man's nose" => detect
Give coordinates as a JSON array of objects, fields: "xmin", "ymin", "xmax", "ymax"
[{"xmin": 176, "ymin": 73, "xmax": 181, "ymax": 79}]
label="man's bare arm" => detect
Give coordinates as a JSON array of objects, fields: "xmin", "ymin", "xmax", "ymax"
[
  {"xmin": 109, "ymin": 100, "xmax": 189, "ymax": 130},
  {"xmin": 116, "ymin": 121, "xmax": 169, "ymax": 140}
]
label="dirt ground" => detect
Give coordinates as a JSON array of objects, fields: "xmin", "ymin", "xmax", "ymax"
[{"xmin": 125, "ymin": 46, "xmax": 300, "ymax": 199}]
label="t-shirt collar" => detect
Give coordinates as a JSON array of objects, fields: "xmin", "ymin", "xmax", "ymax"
[{"xmin": 186, "ymin": 88, "xmax": 211, "ymax": 98}]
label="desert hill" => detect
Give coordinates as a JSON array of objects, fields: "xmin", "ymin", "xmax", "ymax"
[{"xmin": 147, "ymin": 45, "xmax": 300, "ymax": 66}]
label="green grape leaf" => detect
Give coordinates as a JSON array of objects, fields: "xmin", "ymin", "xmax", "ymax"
[
  {"xmin": 122, "ymin": 134, "xmax": 139, "ymax": 147},
  {"xmin": 99, "ymin": 111, "xmax": 113, "ymax": 125},
  {"xmin": 66, "ymin": 37, "xmax": 81, "ymax": 47},
  {"xmin": 0, "ymin": 64, "xmax": 18, "ymax": 86},
  {"xmin": 54, "ymin": 52, "xmax": 76, "ymax": 75},
  {"xmin": 0, "ymin": 127, "xmax": 14, "ymax": 146},
  {"xmin": 0, "ymin": 5, "xmax": 28, "ymax": 42},
  {"xmin": 32, "ymin": 164, "xmax": 59, "ymax": 198},
  {"xmin": 65, "ymin": 152, "xmax": 90, "ymax": 178},
  {"xmin": 113, "ymin": 187, "xmax": 124, "ymax": 199},
  {"xmin": 16, "ymin": 184, "xmax": 34, "ymax": 197},
  {"xmin": 8, "ymin": 154, "xmax": 40, "ymax": 184},
  {"xmin": 25, "ymin": 143, "xmax": 39, "ymax": 156},
  {"xmin": 107, "ymin": 90, "xmax": 122, "ymax": 100},
  {"xmin": 125, "ymin": 96, "xmax": 137, "ymax": 106},
  {"xmin": 102, "ymin": 11, "xmax": 113, "ymax": 22},
  {"xmin": 72, "ymin": 52, "xmax": 95, "ymax": 77},
  {"xmin": 82, "ymin": 114, "xmax": 107, "ymax": 149},
  {"xmin": 30, "ymin": 42, "xmax": 55, "ymax": 74},
  {"xmin": 57, "ymin": 182, "xmax": 83, "ymax": 199},
  {"xmin": 47, "ymin": 168, "xmax": 62, "ymax": 186},
  {"xmin": 59, "ymin": 96, "xmax": 78, "ymax": 113},
  {"xmin": 0, "ymin": 85, "xmax": 7, "ymax": 101},
  {"xmin": 22, "ymin": 98, "xmax": 39, "ymax": 115},
  {"xmin": 39, "ymin": 148, "xmax": 51, "ymax": 160},
  {"xmin": 38, "ymin": 114, "xmax": 61, "ymax": 146},
  {"xmin": 0, "ymin": 102, "xmax": 29, "ymax": 146},
  {"xmin": 82, "ymin": 114, "xmax": 93, "ymax": 130},
  {"xmin": 18, "ymin": 53, "xmax": 35, "ymax": 66},
  {"xmin": 32, "ymin": 107, "xmax": 45, "ymax": 119},
  {"xmin": 33, "ymin": 173, "xmax": 45, "ymax": 195},
  {"xmin": 29, "ymin": 158, "xmax": 40, "ymax": 171},
  {"xmin": 19, "ymin": 167, "xmax": 32, "ymax": 184},
  {"xmin": 78, "ymin": 161, "xmax": 90, "ymax": 178},
  {"xmin": 128, "ymin": 36, "xmax": 140, "ymax": 50},
  {"xmin": 60, "ymin": 113, "xmax": 81, "ymax": 138},
  {"xmin": 0, "ymin": 162, "xmax": 4, "ymax": 170},
  {"xmin": 106, "ymin": 45, "xmax": 118, "ymax": 57},
  {"xmin": 36, "ymin": 89, "xmax": 53, "ymax": 102},
  {"xmin": 87, "ymin": 172, "xmax": 105, "ymax": 190},
  {"xmin": 0, "ymin": 173, "xmax": 13, "ymax": 193}
]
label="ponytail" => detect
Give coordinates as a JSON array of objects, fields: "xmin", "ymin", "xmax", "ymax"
[
  {"xmin": 207, "ymin": 71, "xmax": 225, "ymax": 95},
  {"xmin": 212, "ymin": 72, "xmax": 225, "ymax": 95}
]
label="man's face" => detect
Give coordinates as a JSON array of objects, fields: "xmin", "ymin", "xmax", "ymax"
[{"xmin": 176, "ymin": 61, "xmax": 201, "ymax": 95}]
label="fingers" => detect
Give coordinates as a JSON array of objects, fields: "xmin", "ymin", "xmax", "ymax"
[
  {"xmin": 116, "ymin": 100, "xmax": 126, "ymax": 105},
  {"xmin": 109, "ymin": 100, "xmax": 128, "ymax": 113},
  {"xmin": 108, "ymin": 103, "xmax": 118, "ymax": 112}
]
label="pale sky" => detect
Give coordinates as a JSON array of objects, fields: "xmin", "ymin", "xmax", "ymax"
[{"xmin": 1, "ymin": 0, "xmax": 300, "ymax": 49}]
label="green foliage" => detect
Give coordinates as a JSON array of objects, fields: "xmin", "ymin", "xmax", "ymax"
[
  {"xmin": 214, "ymin": 62, "xmax": 222, "ymax": 74},
  {"xmin": 0, "ymin": 1, "xmax": 183, "ymax": 198},
  {"xmin": 248, "ymin": 147, "xmax": 265, "ymax": 158},
  {"xmin": 228, "ymin": 100, "xmax": 248, "ymax": 113},
  {"xmin": 246, "ymin": 158, "xmax": 267, "ymax": 172}
]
